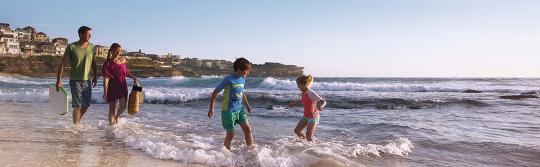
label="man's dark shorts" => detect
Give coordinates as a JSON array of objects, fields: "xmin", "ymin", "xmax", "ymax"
[{"xmin": 69, "ymin": 80, "xmax": 92, "ymax": 108}]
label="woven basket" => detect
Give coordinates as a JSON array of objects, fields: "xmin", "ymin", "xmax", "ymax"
[{"xmin": 128, "ymin": 80, "xmax": 144, "ymax": 115}]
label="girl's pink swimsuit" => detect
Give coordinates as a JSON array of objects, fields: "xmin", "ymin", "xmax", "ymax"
[
  {"xmin": 301, "ymin": 88, "xmax": 323, "ymax": 118},
  {"xmin": 102, "ymin": 60, "xmax": 128, "ymax": 103}
]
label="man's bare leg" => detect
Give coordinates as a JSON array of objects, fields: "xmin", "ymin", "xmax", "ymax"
[{"xmin": 72, "ymin": 107, "xmax": 81, "ymax": 126}]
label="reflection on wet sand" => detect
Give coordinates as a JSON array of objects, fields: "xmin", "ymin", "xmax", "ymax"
[
  {"xmin": 61, "ymin": 132, "xmax": 84, "ymax": 167},
  {"xmin": 0, "ymin": 103, "xmax": 207, "ymax": 166},
  {"xmin": 97, "ymin": 132, "xmax": 131, "ymax": 167}
]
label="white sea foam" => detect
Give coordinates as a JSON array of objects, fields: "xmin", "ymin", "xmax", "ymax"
[
  {"xmin": 108, "ymin": 118, "xmax": 413, "ymax": 167},
  {"xmin": 0, "ymin": 75, "xmax": 53, "ymax": 85},
  {"xmin": 345, "ymin": 137, "xmax": 414, "ymax": 157},
  {"xmin": 170, "ymin": 76, "xmax": 187, "ymax": 80},
  {"xmin": 0, "ymin": 89, "xmax": 48, "ymax": 103},
  {"xmin": 201, "ymin": 75, "xmax": 223, "ymax": 78},
  {"xmin": 0, "ymin": 87, "xmax": 215, "ymax": 104},
  {"xmin": 143, "ymin": 87, "xmax": 212, "ymax": 103},
  {"xmin": 257, "ymin": 77, "xmax": 460, "ymax": 92},
  {"xmin": 255, "ymin": 77, "xmax": 535, "ymax": 93},
  {"xmin": 110, "ymin": 118, "xmax": 304, "ymax": 166},
  {"xmin": 273, "ymin": 136, "xmax": 413, "ymax": 165}
]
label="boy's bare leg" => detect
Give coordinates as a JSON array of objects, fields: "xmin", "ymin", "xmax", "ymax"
[
  {"xmin": 239, "ymin": 123, "xmax": 253, "ymax": 146},
  {"xmin": 224, "ymin": 131, "xmax": 235, "ymax": 150},
  {"xmin": 115, "ymin": 97, "xmax": 127, "ymax": 124},
  {"xmin": 306, "ymin": 123, "xmax": 318, "ymax": 141},
  {"xmin": 108, "ymin": 101, "xmax": 116, "ymax": 125},
  {"xmin": 72, "ymin": 107, "xmax": 81, "ymax": 126},
  {"xmin": 294, "ymin": 119, "xmax": 308, "ymax": 139}
]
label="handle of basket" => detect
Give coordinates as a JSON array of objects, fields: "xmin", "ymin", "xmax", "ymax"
[{"xmin": 134, "ymin": 80, "xmax": 142, "ymax": 87}]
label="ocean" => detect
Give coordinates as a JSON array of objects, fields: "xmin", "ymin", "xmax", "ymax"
[{"xmin": 0, "ymin": 75, "xmax": 539, "ymax": 166}]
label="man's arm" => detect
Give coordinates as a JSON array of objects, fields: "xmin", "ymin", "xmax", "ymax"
[
  {"xmin": 92, "ymin": 58, "xmax": 97, "ymax": 87},
  {"xmin": 56, "ymin": 52, "xmax": 69, "ymax": 91}
]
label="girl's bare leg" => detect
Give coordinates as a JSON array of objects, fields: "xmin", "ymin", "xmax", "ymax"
[
  {"xmin": 294, "ymin": 119, "xmax": 308, "ymax": 139},
  {"xmin": 306, "ymin": 123, "xmax": 318, "ymax": 141}
]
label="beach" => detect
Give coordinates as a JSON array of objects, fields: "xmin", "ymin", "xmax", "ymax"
[
  {"xmin": 0, "ymin": 102, "xmax": 205, "ymax": 167},
  {"xmin": 0, "ymin": 75, "xmax": 539, "ymax": 166}
]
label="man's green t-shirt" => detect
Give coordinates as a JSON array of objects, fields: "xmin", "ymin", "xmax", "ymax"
[{"xmin": 65, "ymin": 42, "xmax": 95, "ymax": 80}]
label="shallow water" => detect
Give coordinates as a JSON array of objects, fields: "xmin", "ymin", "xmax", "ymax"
[{"xmin": 0, "ymin": 76, "xmax": 539, "ymax": 166}]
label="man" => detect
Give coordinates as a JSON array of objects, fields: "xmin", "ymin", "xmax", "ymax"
[{"xmin": 56, "ymin": 26, "xmax": 97, "ymax": 126}]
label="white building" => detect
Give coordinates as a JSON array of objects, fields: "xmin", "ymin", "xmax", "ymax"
[
  {"xmin": 20, "ymin": 42, "xmax": 37, "ymax": 55},
  {"xmin": 0, "ymin": 41, "xmax": 6, "ymax": 54},
  {"xmin": 52, "ymin": 38, "xmax": 68, "ymax": 55},
  {"xmin": 0, "ymin": 26, "xmax": 21, "ymax": 55},
  {"xmin": 0, "ymin": 34, "xmax": 20, "ymax": 54},
  {"xmin": 15, "ymin": 28, "xmax": 32, "ymax": 42}
]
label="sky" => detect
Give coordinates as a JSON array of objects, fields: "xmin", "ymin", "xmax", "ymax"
[{"xmin": 1, "ymin": 0, "xmax": 539, "ymax": 77}]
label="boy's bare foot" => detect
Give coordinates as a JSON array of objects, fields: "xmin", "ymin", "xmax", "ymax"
[{"xmin": 114, "ymin": 116, "xmax": 120, "ymax": 125}]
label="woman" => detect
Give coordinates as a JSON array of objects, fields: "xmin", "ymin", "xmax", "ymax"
[{"xmin": 102, "ymin": 43, "xmax": 137, "ymax": 125}]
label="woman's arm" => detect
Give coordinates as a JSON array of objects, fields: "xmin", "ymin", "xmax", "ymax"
[
  {"xmin": 103, "ymin": 77, "xmax": 109, "ymax": 101},
  {"xmin": 127, "ymin": 73, "xmax": 138, "ymax": 80}
]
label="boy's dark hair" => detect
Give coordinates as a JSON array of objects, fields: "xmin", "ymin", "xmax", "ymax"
[
  {"xmin": 233, "ymin": 58, "xmax": 251, "ymax": 72},
  {"xmin": 78, "ymin": 26, "xmax": 92, "ymax": 35}
]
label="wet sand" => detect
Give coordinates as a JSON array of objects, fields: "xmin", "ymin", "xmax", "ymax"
[{"xmin": 0, "ymin": 102, "xmax": 205, "ymax": 167}]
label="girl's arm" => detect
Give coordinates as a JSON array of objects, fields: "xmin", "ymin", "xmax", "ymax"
[
  {"xmin": 317, "ymin": 99, "xmax": 327, "ymax": 111},
  {"xmin": 287, "ymin": 100, "xmax": 302, "ymax": 109},
  {"xmin": 243, "ymin": 92, "xmax": 253, "ymax": 113}
]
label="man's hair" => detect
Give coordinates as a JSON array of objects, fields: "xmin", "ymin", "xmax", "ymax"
[
  {"xmin": 78, "ymin": 26, "xmax": 92, "ymax": 35},
  {"xmin": 233, "ymin": 58, "xmax": 251, "ymax": 72}
]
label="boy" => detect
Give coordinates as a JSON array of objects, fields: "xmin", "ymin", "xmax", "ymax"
[{"xmin": 208, "ymin": 58, "xmax": 254, "ymax": 150}]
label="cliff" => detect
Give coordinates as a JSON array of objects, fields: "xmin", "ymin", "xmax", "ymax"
[{"xmin": 0, "ymin": 55, "xmax": 304, "ymax": 78}]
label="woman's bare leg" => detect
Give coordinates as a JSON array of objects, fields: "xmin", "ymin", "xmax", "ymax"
[
  {"xmin": 115, "ymin": 97, "xmax": 127, "ymax": 124},
  {"xmin": 108, "ymin": 101, "xmax": 116, "ymax": 125}
]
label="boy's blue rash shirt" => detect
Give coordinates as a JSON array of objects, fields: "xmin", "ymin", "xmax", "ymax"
[{"xmin": 214, "ymin": 75, "xmax": 245, "ymax": 112}]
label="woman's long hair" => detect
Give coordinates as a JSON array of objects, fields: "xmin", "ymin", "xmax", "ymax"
[{"xmin": 106, "ymin": 43, "xmax": 122, "ymax": 61}]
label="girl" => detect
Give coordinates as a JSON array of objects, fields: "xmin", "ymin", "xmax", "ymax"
[
  {"xmin": 102, "ymin": 43, "xmax": 137, "ymax": 125},
  {"xmin": 288, "ymin": 75, "xmax": 326, "ymax": 141}
]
